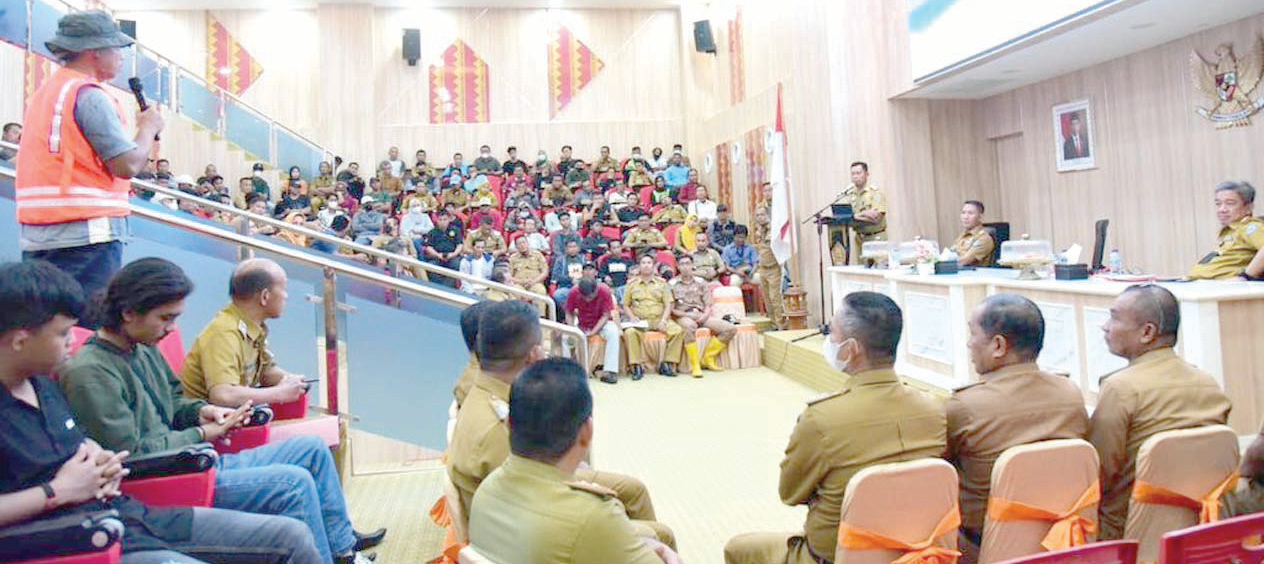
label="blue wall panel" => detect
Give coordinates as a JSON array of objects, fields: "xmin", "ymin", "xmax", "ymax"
[
  {"xmin": 177, "ymin": 73, "xmax": 220, "ymax": 131},
  {"xmin": 0, "ymin": 0, "xmax": 29, "ymax": 48},
  {"xmin": 29, "ymin": 0, "xmax": 64, "ymax": 61},
  {"xmin": 275, "ymin": 129, "xmax": 322, "ymax": 180},
  {"xmin": 225, "ymin": 99, "xmax": 271, "ymax": 161}
]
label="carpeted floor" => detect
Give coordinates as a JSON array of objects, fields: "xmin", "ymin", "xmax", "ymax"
[{"xmin": 342, "ymin": 365, "xmax": 818, "ymax": 564}]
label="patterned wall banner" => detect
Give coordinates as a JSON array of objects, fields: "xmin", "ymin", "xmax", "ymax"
[
  {"xmin": 429, "ymin": 39, "xmax": 490, "ymax": 124},
  {"xmin": 548, "ymin": 25, "xmax": 605, "ymax": 119},
  {"xmin": 715, "ymin": 141, "xmax": 733, "ymax": 208},
  {"xmin": 744, "ymin": 127, "xmax": 768, "ymax": 217},
  {"xmin": 727, "ymin": 7, "xmax": 745, "ymax": 105},
  {"xmin": 23, "ymin": 51, "xmax": 56, "ymax": 110},
  {"xmin": 206, "ymin": 15, "xmax": 263, "ymax": 97}
]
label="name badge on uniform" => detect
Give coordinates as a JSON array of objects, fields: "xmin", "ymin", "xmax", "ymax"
[{"xmin": 609, "ymin": 263, "xmax": 626, "ymax": 273}]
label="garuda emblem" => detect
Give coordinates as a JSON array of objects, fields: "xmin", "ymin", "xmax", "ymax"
[{"xmin": 1190, "ymin": 36, "xmax": 1264, "ymax": 128}]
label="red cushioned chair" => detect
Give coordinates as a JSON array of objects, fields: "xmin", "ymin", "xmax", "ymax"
[
  {"xmin": 1159, "ymin": 511, "xmax": 1264, "ymax": 564},
  {"xmin": 990, "ymin": 541, "xmax": 1139, "ymax": 564},
  {"xmin": 270, "ymin": 390, "xmax": 309, "ymax": 421},
  {"xmin": 118, "ymin": 443, "xmax": 219, "ymax": 507},
  {"xmin": 638, "ymin": 186, "xmax": 654, "ymax": 209},
  {"xmin": 663, "ymin": 224, "xmax": 681, "ymax": 247},
  {"xmin": 655, "ymin": 250, "xmax": 677, "ymax": 270},
  {"xmin": 601, "ymin": 226, "xmax": 623, "ymax": 241},
  {"xmin": 0, "ymin": 510, "xmax": 124, "ymax": 564}
]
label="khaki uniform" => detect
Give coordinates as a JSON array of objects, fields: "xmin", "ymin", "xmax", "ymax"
[
  {"xmin": 509, "ymin": 249, "xmax": 549, "ymax": 296},
  {"xmin": 593, "ymin": 156, "xmax": 620, "ymax": 173},
  {"xmin": 651, "ymin": 204, "xmax": 687, "ymax": 225},
  {"xmin": 543, "ymin": 185, "xmax": 573, "ymax": 204},
  {"xmin": 621, "ymin": 276, "xmax": 684, "ymax": 366},
  {"xmin": 1222, "ymin": 422, "xmax": 1263, "ymax": 519},
  {"xmin": 831, "ymin": 184, "xmax": 887, "ymax": 265},
  {"xmin": 180, "ymin": 303, "xmax": 275, "ymax": 402},
  {"xmin": 724, "ymin": 369, "xmax": 946, "ymax": 564},
  {"xmin": 442, "ymin": 187, "xmax": 470, "ymax": 209},
  {"xmin": 952, "ymin": 226, "xmax": 996, "ymax": 266},
  {"xmin": 754, "ymin": 223, "xmax": 785, "ymax": 327},
  {"xmin": 670, "ymin": 276, "xmax": 736, "ymax": 342},
  {"xmin": 691, "ymin": 248, "xmax": 725, "ymax": 281},
  {"xmin": 623, "ymin": 226, "xmax": 667, "ymax": 251},
  {"xmin": 447, "ymin": 373, "xmax": 670, "ymax": 543},
  {"xmin": 947, "ymin": 362, "xmax": 1089, "ymax": 538},
  {"xmin": 377, "ymin": 172, "xmax": 403, "ymax": 195},
  {"xmin": 469, "ymin": 455, "xmax": 666, "ymax": 564},
  {"xmin": 401, "ymin": 192, "xmax": 439, "ymax": 212},
  {"xmin": 1188, "ymin": 216, "xmax": 1264, "ymax": 279},
  {"xmin": 464, "ymin": 229, "xmax": 507, "ymax": 256},
  {"xmin": 1088, "ymin": 348, "xmax": 1231, "ymax": 540},
  {"xmin": 453, "ymin": 354, "xmax": 479, "ymax": 408}
]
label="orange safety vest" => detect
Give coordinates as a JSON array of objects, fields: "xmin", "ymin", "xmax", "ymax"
[{"xmin": 15, "ymin": 67, "xmax": 131, "ymax": 225}]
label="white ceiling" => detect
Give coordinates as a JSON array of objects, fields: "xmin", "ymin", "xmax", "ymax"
[
  {"xmin": 109, "ymin": 0, "xmax": 695, "ymax": 9},
  {"xmin": 900, "ymin": 0, "xmax": 1264, "ymax": 100}
]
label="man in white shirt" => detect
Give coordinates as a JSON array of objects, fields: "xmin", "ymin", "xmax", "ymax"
[
  {"xmin": 522, "ymin": 217, "xmax": 551, "ymax": 253},
  {"xmin": 687, "ymin": 185, "xmax": 719, "ymax": 223},
  {"xmin": 460, "ymin": 239, "xmax": 496, "ymax": 294}
]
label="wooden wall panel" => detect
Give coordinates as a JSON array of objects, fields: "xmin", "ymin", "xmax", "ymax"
[{"xmin": 974, "ymin": 13, "xmax": 1264, "ymax": 276}]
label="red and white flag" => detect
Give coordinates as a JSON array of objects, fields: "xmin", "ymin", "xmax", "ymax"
[{"xmin": 769, "ymin": 84, "xmax": 795, "ymax": 265}]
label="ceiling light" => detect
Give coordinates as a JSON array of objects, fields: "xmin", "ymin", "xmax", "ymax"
[{"xmin": 1129, "ymin": 22, "xmax": 1156, "ymax": 30}]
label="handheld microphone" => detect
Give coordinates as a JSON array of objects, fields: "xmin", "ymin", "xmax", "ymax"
[{"xmin": 127, "ymin": 77, "xmax": 160, "ymax": 141}]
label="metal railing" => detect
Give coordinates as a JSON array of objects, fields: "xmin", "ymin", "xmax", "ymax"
[
  {"xmin": 0, "ymin": 139, "xmax": 554, "ymax": 318},
  {"xmin": 0, "ymin": 162, "xmax": 587, "ymax": 417}
]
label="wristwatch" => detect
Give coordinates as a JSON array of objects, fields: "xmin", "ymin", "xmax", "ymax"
[{"xmin": 40, "ymin": 481, "xmax": 57, "ymax": 509}]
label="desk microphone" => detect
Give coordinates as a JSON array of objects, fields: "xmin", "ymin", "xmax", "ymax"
[{"xmin": 127, "ymin": 77, "xmax": 160, "ymax": 141}]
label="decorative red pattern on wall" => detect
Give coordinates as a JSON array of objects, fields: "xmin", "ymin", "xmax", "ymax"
[
  {"xmin": 727, "ymin": 7, "xmax": 745, "ymax": 105},
  {"xmin": 206, "ymin": 15, "xmax": 263, "ymax": 97},
  {"xmin": 23, "ymin": 52, "xmax": 56, "ymax": 109},
  {"xmin": 744, "ymin": 128, "xmax": 768, "ymax": 217},
  {"xmin": 548, "ymin": 25, "xmax": 605, "ymax": 119},
  {"xmin": 715, "ymin": 142, "xmax": 733, "ymax": 208},
  {"xmin": 429, "ymin": 40, "xmax": 490, "ymax": 124}
]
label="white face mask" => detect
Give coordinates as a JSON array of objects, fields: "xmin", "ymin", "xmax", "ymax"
[{"xmin": 821, "ymin": 337, "xmax": 848, "ymax": 372}]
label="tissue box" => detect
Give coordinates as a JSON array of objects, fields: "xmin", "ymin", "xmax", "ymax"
[
  {"xmin": 1054, "ymin": 263, "xmax": 1089, "ymax": 280},
  {"xmin": 934, "ymin": 261, "xmax": 959, "ymax": 275}
]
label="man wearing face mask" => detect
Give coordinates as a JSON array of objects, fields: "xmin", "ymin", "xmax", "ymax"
[
  {"xmin": 447, "ymin": 300, "xmax": 673, "ymax": 546},
  {"xmin": 724, "ymin": 292, "xmax": 945, "ymax": 564},
  {"xmin": 472, "ymin": 144, "xmax": 501, "ymax": 176},
  {"xmin": 947, "ymin": 294, "xmax": 1088, "ymax": 555}
]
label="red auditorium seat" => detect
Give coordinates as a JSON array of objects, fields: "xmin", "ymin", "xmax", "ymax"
[
  {"xmin": 1160, "ymin": 512, "xmax": 1264, "ymax": 564},
  {"xmin": 1, "ymin": 511, "xmax": 124, "ymax": 564},
  {"xmin": 663, "ymin": 223, "xmax": 681, "ymax": 247},
  {"xmin": 990, "ymin": 541, "xmax": 1138, "ymax": 564}
]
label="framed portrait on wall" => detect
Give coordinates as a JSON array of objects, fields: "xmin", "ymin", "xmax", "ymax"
[{"xmin": 1053, "ymin": 99, "xmax": 1095, "ymax": 172}]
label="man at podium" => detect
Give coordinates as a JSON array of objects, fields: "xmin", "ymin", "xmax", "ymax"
[{"xmin": 831, "ymin": 162, "xmax": 887, "ymax": 265}]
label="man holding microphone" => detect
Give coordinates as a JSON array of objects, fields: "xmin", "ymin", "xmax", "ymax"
[{"xmin": 16, "ymin": 11, "xmax": 164, "ymax": 316}]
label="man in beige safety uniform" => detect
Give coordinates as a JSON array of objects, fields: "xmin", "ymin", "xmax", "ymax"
[
  {"xmin": 690, "ymin": 231, "xmax": 726, "ymax": 283},
  {"xmin": 670, "ymin": 254, "xmax": 735, "ymax": 377},
  {"xmin": 724, "ymin": 292, "xmax": 945, "ymax": 564},
  {"xmin": 622, "ymin": 253, "xmax": 683, "ymax": 378},
  {"xmin": 754, "ymin": 207, "xmax": 784, "ymax": 329},
  {"xmin": 624, "ymin": 213, "xmax": 668, "ymax": 253},
  {"xmin": 447, "ymin": 301, "xmax": 674, "ymax": 547},
  {"xmin": 507, "ymin": 236, "xmax": 548, "ymax": 296},
  {"xmin": 948, "ymin": 294, "xmax": 1088, "ymax": 554},
  {"xmin": 831, "ymin": 161, "xmax": 887, "ymax": 265},
  {"xmin": 467, "ymin": 358, "xmax": 681, "ymax": 564},
  {"xmin": 1090, "ymin": 284, "xmax": 1231, "ymax": 540}
]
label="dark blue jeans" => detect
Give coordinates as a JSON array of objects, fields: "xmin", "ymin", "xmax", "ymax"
[
  {"xmin": 121, "ymin": 507, "xmax": 322, "ymax": 564},
  {"xmin": 24, "ymin": 241, "xmax": 123, "ymax": 319}
]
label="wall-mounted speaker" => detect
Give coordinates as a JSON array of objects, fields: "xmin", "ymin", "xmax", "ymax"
[
  {"xmin": 402, "ymin": 28, "xmax": 420, "ymax": 66},
  {"xmin": 693, "ymin": 20, "xmax": 716, "ymax": 54},
  {"xmin": 119, "ymin": 19, "xmax": 137, "ymax": 40}
]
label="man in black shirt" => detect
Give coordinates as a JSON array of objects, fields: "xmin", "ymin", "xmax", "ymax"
[
  {"xmin": 500, "ymin": 146, "xmax": 526, "ymax": 176},
  {"xmin": 425, "ymin": 210, "xmax": 465, "ymax": 288},
  {"xmin": 708, "ymin": 204, "xmax": 737, "ymax": 248},
  {"xmin": 599, "ymin": 239, "xmax": 636, "ymax": 302},
  {"xmin": 581, "ymin": 219, "xmax": 611, "ymax": 259},
  {"xmin": 0, "ymin": 260, "xmax": 320, "ymax": 564}
]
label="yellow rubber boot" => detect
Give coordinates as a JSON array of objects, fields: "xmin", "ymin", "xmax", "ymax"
[
  {"xmin": 702, "ymin": 339, "xmax": 726, "ymax": 371},
  {"xmin": 685, "ymin": 342, "xmax": 703, "ymax": 377}
]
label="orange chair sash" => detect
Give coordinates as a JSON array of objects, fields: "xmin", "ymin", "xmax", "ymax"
[
  {"xmin": 426, "ymin": 496, "xmax": 465, "ymax": 564},
  {"xmin": 987, "ymin": 480, "xmax": 1100, "ymax": 550},
  {"xmin": 1132, "ymin": 471, "xmax": 1239, "ymax": 523},
  {"xmin": 838, "ymin": 504, "xmax": 962, "ymax": 564}
]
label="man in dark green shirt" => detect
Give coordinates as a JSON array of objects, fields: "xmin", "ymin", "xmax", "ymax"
[{"xmin": 59, "ymin": 258, "xmax": 385, "ymax": 564}]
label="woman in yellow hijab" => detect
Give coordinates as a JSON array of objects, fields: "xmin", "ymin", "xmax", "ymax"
[{"xmin": 674, "ymin": 213, "xmax": 701, "ymax": 255}]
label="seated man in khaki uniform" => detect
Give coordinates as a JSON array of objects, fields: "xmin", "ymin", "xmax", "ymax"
[
  {"xmin": 622, "ymin": 253, "xmax": 683, "ymax": 378},
  {"xmin": 468, "ymin": 357, "xmax": 681, "ymax": 564},
  {"xmin": 624, "ymin": 213, "xmax": 668, "ymax": 254},
  {"xmin": 447, "ymin": 301, "xmax": 673, "ymax": 546},
  {"xmin": 454, "ymin": 300, "xmax": 494, "ymax": 409},
  {"xmin": 1090, "ymin": 284, "xmax": 1232, "ymax": 539},
  {"xmin": 952, "ymin": 200, "xmax": 995, "ymax": 266},
  {"xmin": 180, "ymin": 258, "xmax": 308, "ymax": 406},
  {"xmin": 948, "ymin": 294, "xmax": 1089, "ymax": 553},
  {"xmin": 725, "ymin": 292, "xmax": 945, "ymax": 564},
  {"xmin": 464, "ymin": 216, "xmax": 508, "ymax": 258},
  {"xmin": 670, "ymin": 254, "xmax": 735, "ymax": 377},
  {"xmin": 1189, "ymin": 180, "xmax": 1264, "ymax": 280},
  {"xmin": 507, "ymin": 235, "xmax": 549, "ymax": 297},
  {"xmin": 690, "ymin": 231, "xmax": 727, "ymax": 283}
]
